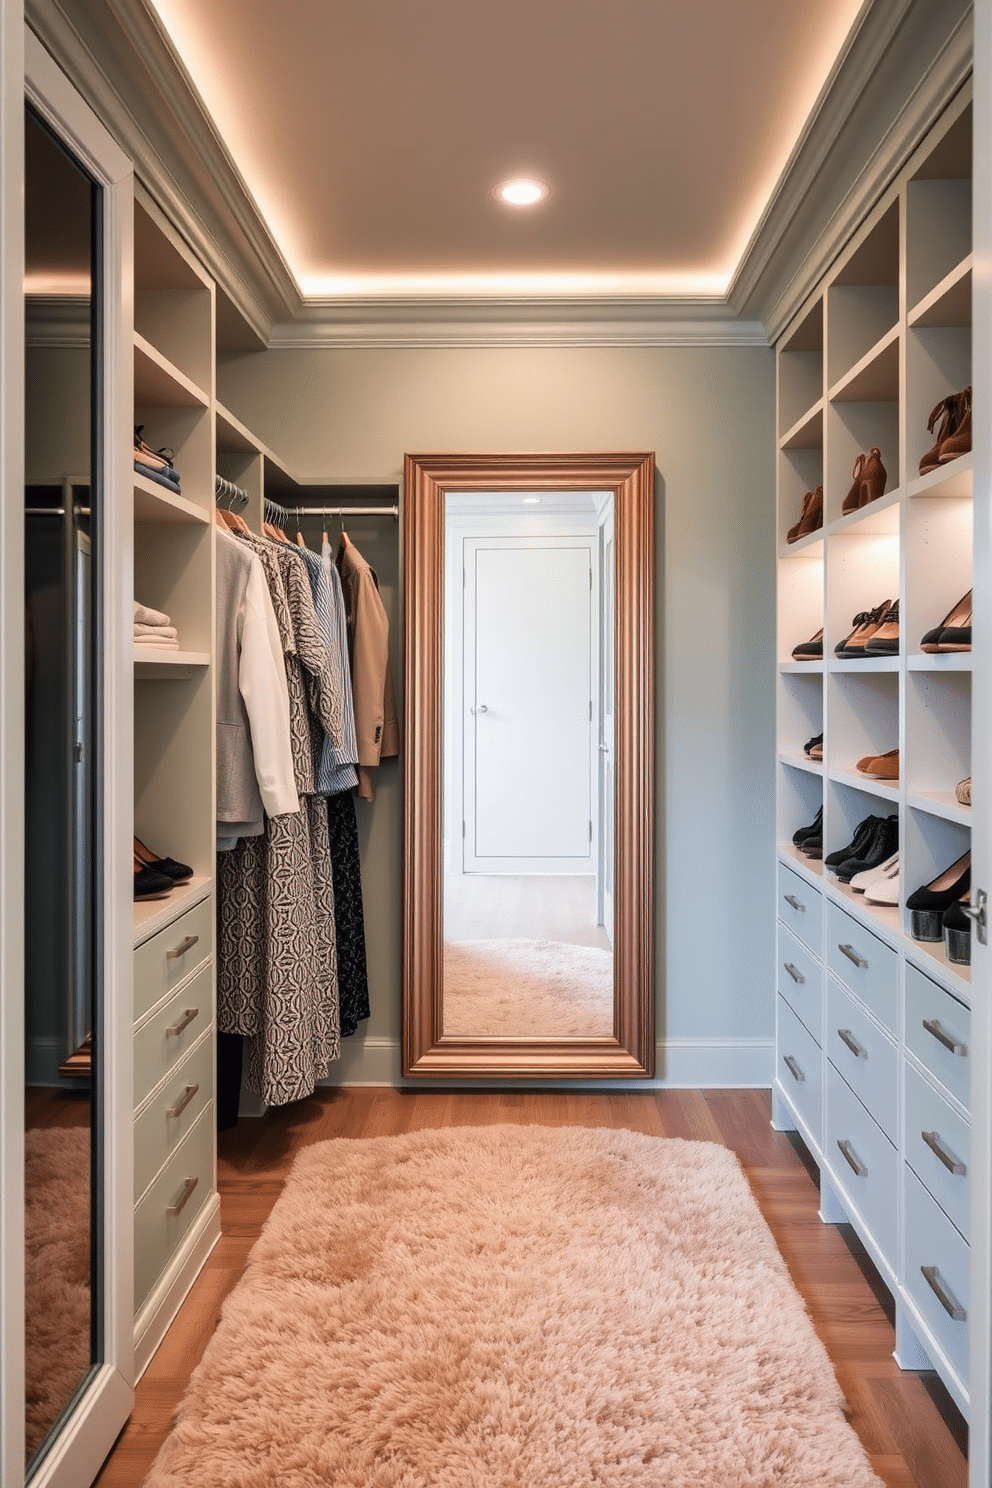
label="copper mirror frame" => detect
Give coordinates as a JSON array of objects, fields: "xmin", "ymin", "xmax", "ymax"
[{"xmin": 402, "ymin": 452, "xmax": 655, "ymax": 1079}]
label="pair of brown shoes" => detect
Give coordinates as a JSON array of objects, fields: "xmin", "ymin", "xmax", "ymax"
[
  {"xmin": 857, "ymin": 747, "xmax": 898, "ymax": 780},
  {"xmin": 841, "ymin": 447, "xmax": 887, "ymax": 515},
  {"xmin": 919, "ymin": 387, "xmax": 972, "ymax": 474},
  {"xmin": 920, "ymin": 589, "xmax": 972, "ymax": 652},
  {"xmin": 787, "ymin": 486, "xmax": 823, "ymax": 543},
  {"xmin": 835, "ymin": 598, "xmax": 899, "ymax": 657}
]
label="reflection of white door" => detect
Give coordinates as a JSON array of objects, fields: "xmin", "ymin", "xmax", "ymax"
[
  {"xmin": 463, "ymin": 538, "xmax": 593, "ymax": 873},
  {"xmin": 597, "ymin": 504, "xmax": 615, "ymax": 942}
]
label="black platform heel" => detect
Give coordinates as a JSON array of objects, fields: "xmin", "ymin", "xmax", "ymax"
[{"xmin": 906, "ymin": 852, "xmax": 971, "ymax": 941}]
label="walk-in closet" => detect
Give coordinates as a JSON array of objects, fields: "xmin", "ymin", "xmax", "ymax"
[{"xmin": 0, "ymin": 2, "xmax": 989, "ymax": 1486}]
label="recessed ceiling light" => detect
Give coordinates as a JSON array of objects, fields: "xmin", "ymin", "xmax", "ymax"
[
  {"xmin": 495, "ymin": 178, "xmax": 549, "ymax": 207},
  {"xmin": 522, "ymin": 497, "xmax": 541, "ymax": 504}
]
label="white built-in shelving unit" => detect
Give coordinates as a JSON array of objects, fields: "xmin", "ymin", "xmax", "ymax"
[{"xmin": 773, "ymin": 86, "xmax": 976, "ymax": 1421}]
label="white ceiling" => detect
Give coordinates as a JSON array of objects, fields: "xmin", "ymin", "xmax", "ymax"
[{"xmin": 148, "ymin": 0, "xmax": 867, "ymax": 303}]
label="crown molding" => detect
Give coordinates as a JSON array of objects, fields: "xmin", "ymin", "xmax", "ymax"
[
  {"xmin": 269, "ymin": 299, "xmax": 767, "ymax": 350},
  {"xmin": 733, "ymin": 0, "xmax": 973, "ymax": 340},
  {"xmin": 25, "ymin": 0, "xmax": 300, "ymax": 340},
  {"xmin": 25, "ymin": 294, "xmax": 91, "ymax": 347}
]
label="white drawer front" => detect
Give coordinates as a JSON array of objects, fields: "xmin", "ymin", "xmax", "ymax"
[
  {"xmin": 134, "ymin": 894, "xmax": 213, "ymax": 1022},
  {"xmin": 825, "ymin": 1061, "xmax": 897, "ymax": 1263},
  {"xmin": 905, "ymin": 962, "xmax": 971, "ymax": 1113},
  {"xmin": 134, "ymin": 964, "xmax": 211, "ymax": 1109},
  {"xmin": 134, "ymin": 1101, "xmax": 214, "ymax": 1313},
  {"xmin": 904, "ymin": 1164, "xmax": 969, "ymax": 1391},
  {"xmin": 826, "ymin": 978, "xmax": 897, "ymax": 1143},
  {"xmin": 134, "ymin": 1032, "xmax": 214, "ymax": 1201},
  {"xmin": 777, "ymin": 923, "xmax": 823, "ymax": 1045},
  {"xmin": 826, "ymin": 901, "xmax": 897, "ymax": 1033},
  {"xmin": 776, "ymin": 995, "xmax": 823, "ymax": 1151},
  {"xmin": 778, "ymin": 862, "xmax": 822, "ymax": 956},
  {"xmin": 904, "ymin": 1062, "xmax": 970, "ymax": 1242}
]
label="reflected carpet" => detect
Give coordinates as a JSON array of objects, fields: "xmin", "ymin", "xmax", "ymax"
[
  {"xmin": 443, "ymin": 938, "xmax": 613, "ymax": 1036},
  {"xmin": 25, "ymin": 1125, "xmax": 90, "ymax": 1460},
  {"xmin": 144, "ymin": 1125, "xmax": 882, "ymax": 1487}
]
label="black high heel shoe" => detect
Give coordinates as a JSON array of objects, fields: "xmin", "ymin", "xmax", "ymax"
[
  {"xmin": 792, "ymin": 806, "xmax": 822, "ymax": 857},
  {"xmin": 906, "ymin": 851, "xmax": 971, "ymax": 941},
  {"xmin": 134, "ymin": 836, "xmax": 193, "ymax": 883},
  {"xmin": 943, "ymin": 896, "xmax": 971, "ymax": 965}
]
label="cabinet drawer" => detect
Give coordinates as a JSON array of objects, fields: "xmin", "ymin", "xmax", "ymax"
[
  {"xmin": 134, "ymin": 894, "xmax": 213, "ymax": 1022},
  {"xmin": 777, "ymin": 923, "xmax": 823, "ymax": 1044},
  {"xmin": 134, "ymin": 964, "xmax": 211, "ymax": 1109},
  {"xmin": 905, "ymin": 962, "xmax": 971, "ymax": 1113},
  {"xmin": 825, "ymin": 1060, "xmax": 896, "ymax": 1263},
  {"xmin": 777, "ymin": 862, "xmax": 822, "ymax": 956},
  {"xmin": 826, "ymin": 977, "xmax": 897, "ymax": 1143},
  {"xmin": 826, "ymin": 901, "xmax": 897, "ymax": 1032},
  {"xmin": 134, "ymin": 1101, "xmax": 214, "ymax": 1313},
  {"xmin": 776, "ymin": 995, "xmax": 823, "ymax": 1150},
  {"xmin": 905, "ymin": 1062, "xmax": 970, "ymax": 1242},
  {"xmin": 134, "ymin": 1032, "xmax": 213, "ymax": 1201},
  {"xmin": 904, "ymin": 1164, "xmax": 969, "ymax": 1391}
]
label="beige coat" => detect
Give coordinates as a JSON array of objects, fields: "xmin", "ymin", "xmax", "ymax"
[{"xmin": 336, "ymin": 532, "xmax": 399, "ymax": 800}]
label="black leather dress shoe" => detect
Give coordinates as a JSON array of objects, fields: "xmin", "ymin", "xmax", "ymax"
[
  {"xmin": 835, "ymin": 815, "xmax": 899, "ymax": 882},
  {"xmin": 824, "ymin": 814, "xmax": 882, "ymax": 869}
]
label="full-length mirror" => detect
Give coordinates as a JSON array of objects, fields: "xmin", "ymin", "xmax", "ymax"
[
  {"xmin": 23, "ymin": 103, "xmax": 102, "ymax": 1469},
  {"xmin": 403, "ymin": 453, "xmax": 654, "ymax": 1078}
]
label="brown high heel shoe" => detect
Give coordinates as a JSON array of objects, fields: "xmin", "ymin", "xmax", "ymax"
[
  {"xmin": 859, "ymin": 446, "xmax": 886, "ymax": 506},
  {"xmin": 920, "ymin": 589, "xmax": 972, "ymax": 653},
  {"xmin": 938, "ymin": 385, "xmax": 971, "ymax": 463},
  {"xmin": 841, "ymin": 453, "xmax": 866, "ymax": 515},
  {"xmin": 786, "ymin": 485, "xmax": 823, "ymax": 543},
  {"xmin": 920, "ymin": 389, "xmax": 966, "ymax": 474}
]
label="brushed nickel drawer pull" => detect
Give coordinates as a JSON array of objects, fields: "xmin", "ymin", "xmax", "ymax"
[
  {"xmin": 837, "ymin": 1027, "xmax": 868, "ymax": 1060},
  {"xmin": 837, "ymin": 1138, "xmax": 867, "ymax": 1177},
  {"xmin": 921, "ymin": 1263, "xmax": 966, "ymax": 1321},
  {"xmin": 838, "ymin": 942, "xmax": 867, "ymax": 969},
  {"xmin": 784, "ymin": 894, "xmax": 806, "ymax": 912},
  {"xmin": 921, "ymin": 1129, "xmax": 967, "ymax": 1176},
  {"xmin": 167, "ymin": 1083, "xmax": 200, "ymax": 1120},
  {"xmin": 166, "ymin": 934, "xmax": 199, "ymax": 961},
  {"xmin": 922, "ymin": 1018, "xmax": 967, "ymax": 1057},
  {"xmin": 783, "ymin": 962, "xmax": 805, "ymax": 985},
  {"xmin": 783, "ymin": 1054, "xmax": 805, "ymax": 1083},
  {"xmin": 167, "ymin": 1176, "xmax": 198, "ymax": 1217},
  {"xmin": 166, "ymin": 1007, "xmax": 199, "ymax": 1037}
]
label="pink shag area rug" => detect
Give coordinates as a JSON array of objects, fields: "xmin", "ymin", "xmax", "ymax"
[
  {"xmin": 144, "ymin": 1125, "xmax": 882, "ymax": 1487},
  {"xmin": 443, "ymin": 939, "xmax": 613, "ymax": 1036},
  {"xmin": 24, "ymin": 1125, "xmax": 91, "ymax": 1461}
]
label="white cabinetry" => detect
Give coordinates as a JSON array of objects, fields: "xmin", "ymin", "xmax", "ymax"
[
  {"xmin": 773, "ymin": 87, "xmax": 974, "ymax": 1420},
  {"xmin": 131, "ymin": 193, "xmax": 220, "ymax": 1376}
]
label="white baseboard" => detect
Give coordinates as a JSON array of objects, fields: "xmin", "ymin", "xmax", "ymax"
[
  {"xmin": 316, "ymin": 1037, "xmax": 774, "ymax": 1090},
  {"xmin": 134, "ymin": 1193, "xmax": 222, "ymax": 1379}
]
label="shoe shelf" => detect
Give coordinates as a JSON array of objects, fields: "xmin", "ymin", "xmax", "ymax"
[
  {"xmin": 132, "ymin": 874, "xmax": 213, "ymax": 943},
  {"xmin": 774, "ymin": 84, "xmax": 976, "ymax": 1422}
]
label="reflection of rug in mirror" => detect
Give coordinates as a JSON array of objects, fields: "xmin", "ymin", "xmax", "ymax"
[
  {"xmin": 25, "ymin": 1125, "xmax": 91, "ymax": 1461},
  {"xmin": 143, "ymin": 1124, "xmax": 883, "ymax": 1487},
  {"xmin": 443, "ymin": 937, "xmax": 613, "ymax": 1036}
]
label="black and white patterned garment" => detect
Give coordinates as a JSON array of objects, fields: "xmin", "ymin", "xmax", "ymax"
[
  {"xmin": 217, "ymin": 536, "xmax": 342, "ymax": 1106},
  {"xmin": 326, "ymin": 788, "xmax": 370, "ymax": 1036}
]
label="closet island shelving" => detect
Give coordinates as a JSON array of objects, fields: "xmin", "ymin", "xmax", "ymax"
[
  {"xmin": 773, "ymin": 86, "xmax": 974, "ymax": 1420},
  {"xmin": 131, "ymin": 190, "xmax": 219, "ymax": 1374}
]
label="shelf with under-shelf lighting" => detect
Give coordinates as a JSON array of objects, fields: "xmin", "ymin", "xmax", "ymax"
[
  {"xmin": 908, "ymin": 454, "xmax": 973, "ymax": 500},
  {"xmin": 906, "ymin": 653, "xmax": 972, "ymax": 673}
]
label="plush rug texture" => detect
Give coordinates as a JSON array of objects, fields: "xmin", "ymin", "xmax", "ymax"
[
  {"xmin": 443, "ymin": 938, "xmax": 613, "ymax": 1036},
  {"xmin": 144, "ymin": 1125, "xmax": 882, "ymax": 1487},
  {"xmin": 24, "ymin": 1125, "xmax": 91, "ymax": 1460}
]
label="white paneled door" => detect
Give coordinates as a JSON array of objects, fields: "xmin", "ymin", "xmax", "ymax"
[{"xmin": 463, "ymin": 538, "xmax": 595, "ymax": 873}]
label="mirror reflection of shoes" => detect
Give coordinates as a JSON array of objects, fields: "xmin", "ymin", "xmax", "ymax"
[
  {"xmin": 134, "ymin": 859, "xmax": 174, "ymax": 901},
  {"xmin": 134, "ymin": 836, "xmax": 194, "ymax": 883}
]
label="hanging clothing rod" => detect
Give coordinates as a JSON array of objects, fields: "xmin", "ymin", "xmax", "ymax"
[{"xmin": 264, "ymin": 498, "xmax": 398, "ymax": 523}]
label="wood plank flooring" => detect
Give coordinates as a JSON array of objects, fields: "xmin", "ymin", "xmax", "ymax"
[{"xmin": 94, "ymin": 1088, "xmax": 967, "ymax": 1487}]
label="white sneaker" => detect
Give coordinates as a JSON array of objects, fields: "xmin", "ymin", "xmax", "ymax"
[
  {"xmin": 849, "ymin": 852, "xmax": 899, "ymax": 893},
  {"xmin": 865, "ymin": 871, "xmax": 899, "ymax": 906}
]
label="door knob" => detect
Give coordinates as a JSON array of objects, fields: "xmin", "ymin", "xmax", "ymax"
[{"xmin": 471, "ymin": 704, "xmax": 488, "ymax": 714}]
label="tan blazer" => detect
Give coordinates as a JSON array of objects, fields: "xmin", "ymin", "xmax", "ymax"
[{"xmin": 336, "ymin": 532, "xmax": 399, "ymax": 800}]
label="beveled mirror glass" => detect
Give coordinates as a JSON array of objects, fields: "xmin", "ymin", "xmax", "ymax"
[{"xmin": 403, "ymin": 453, "xmax": 654, "ymax": 1078}]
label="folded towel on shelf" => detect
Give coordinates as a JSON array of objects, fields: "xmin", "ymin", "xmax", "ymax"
[
  {"xmin": 134, "ymin": 635, "xmax": 180, "ymax": 650},
  {"xmin": 134, "ymin": 622, "xmax": 178, "ymax": 640},
  {"xmin": 133, "ymin": 601, "xmax": 173, "ymax": 627},
  {"xmin": 134, "ymin": 462, "xmax": 182, "ymax": 494}
]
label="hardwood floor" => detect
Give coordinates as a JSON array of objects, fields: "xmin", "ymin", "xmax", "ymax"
[{"xmin": 95, "ymin": 1088, "xmax": 967, "ymax": 1487}]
